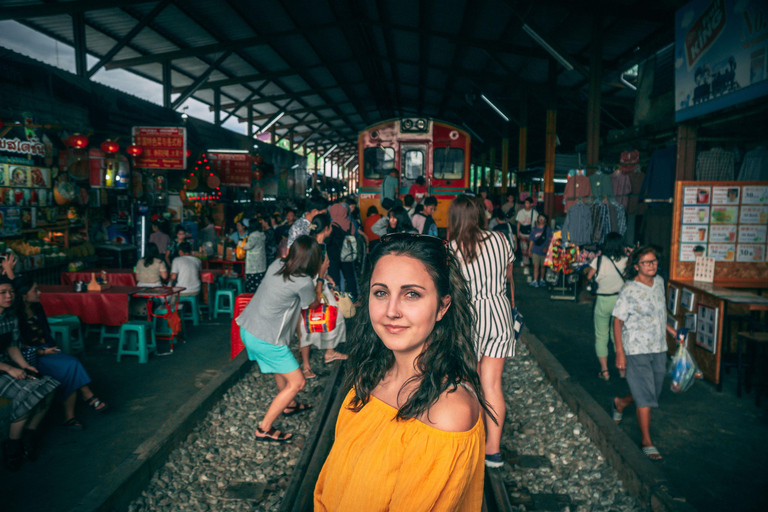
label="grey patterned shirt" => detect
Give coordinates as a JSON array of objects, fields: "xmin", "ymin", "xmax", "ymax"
[
  {"xmin": 0, "ymin": 310, "xmax": 20, "ymax": 365},
  {"xmin": 612, "ymin": 275, "xmax": 667, "ymax": 355}
]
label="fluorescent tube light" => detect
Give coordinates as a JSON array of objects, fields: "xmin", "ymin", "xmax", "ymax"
[
  {"xmin": 481, "ymin": 94, "xmax": 510, "ymax": 122},
  {"xmin": 343, "ymin": 155, "xmax": 356, "ymax": 166},
  {"xmin": 206, "ymin": 149, "xmax": 250, "ymax": 153},
  {"xmin": 259, "ymin": 111, "xmax": 285, "ymax": 133},
  {"xmin": 321, "ymin": 144, "xmax": 338, "ymax": 159},
  {"xmin": 522, "ymin": 24, "xmax": 574, "ymax": 72}
]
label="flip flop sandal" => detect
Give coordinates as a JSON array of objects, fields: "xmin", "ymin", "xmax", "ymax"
[
  {"xmin": 610, "ymin": 398, "xmax": 623, "ymax": 424},
  {"xmin": 64, "ymin": 418, "xmax": 85, "ymax": 431},
  {"xmin": 283, "ymin": 402, "xmax": 312, "ymax": 417},
  {"xmin": 254, "ymin": 426, "xmax": 292, "ymax": 443},
  {"xmin": 598, "ymin": 370, "xmax": 610, "ymax": 381},
  {"xmin": 324, "ymin": 352, "xmax": 348, "ymax": 364},
  {"xmin": 642, "ymin": 446, "xmax": 662, "ymax": 460},
  {"xmin": 84, "ymin": 396, "xmax": 108, "ymax": 412},
  {"xmin": 302, "ymin": 368, "xmax": 317, "ymax": 379}
]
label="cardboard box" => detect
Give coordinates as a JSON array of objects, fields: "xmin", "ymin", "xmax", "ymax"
[
  {"xmin": 225, "ymin": 248, "xmax": 235, "ymax": 261},
  {"xmin": 217, "ymin": 243, "xmax": 224, "ymax": 258}
]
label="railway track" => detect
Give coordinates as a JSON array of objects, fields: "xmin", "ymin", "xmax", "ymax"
[{"xmin": 279, "ymin": 360, "xmax": 513, "ymax": 512}]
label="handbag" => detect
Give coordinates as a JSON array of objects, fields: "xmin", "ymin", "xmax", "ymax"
[
  {"xmin": 510, "ymin": 307, "xmax": 524, "ymax": 356},
  {"xmin": 333, "ymin": 289, "xmax": 356, "ymax": 318},
  {"xmin": 586, "ymin": 255, "xmax": 602, "ymax": 296},
  {"xmin": 301, "ymin": 293, "xmax": 338, "ymax": 333},
  {"xmin": 533, "ymin": 227, "xmax": 548, "ymax": 246},
  {"xmin": 519, "ymin": 210, "xmax": 535, "ymax": 236}
]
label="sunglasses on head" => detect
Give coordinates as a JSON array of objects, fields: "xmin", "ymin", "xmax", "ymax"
[{"xmin": 380, "ymin": 232, "xmax": 448, "ymax": 249}]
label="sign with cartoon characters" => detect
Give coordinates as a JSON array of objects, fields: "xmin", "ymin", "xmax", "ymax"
[{"xmin": 675, "ymin": 0, "xmax": 768, "ymax": 122}]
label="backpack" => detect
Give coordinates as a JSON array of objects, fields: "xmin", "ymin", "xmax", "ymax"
[{"xmin": 340, "ymin": 225, "xmax": 358, "ymax": 263}]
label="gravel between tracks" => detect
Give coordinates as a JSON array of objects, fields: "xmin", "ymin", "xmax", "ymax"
[{"xmin": 129, "ymin": 341, "xmax": 641, "ymax": 512}]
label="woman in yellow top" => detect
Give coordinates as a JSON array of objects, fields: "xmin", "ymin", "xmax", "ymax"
[{"xmin": 315, "ymin": 233, "xmax": 494, "ymax": 512}]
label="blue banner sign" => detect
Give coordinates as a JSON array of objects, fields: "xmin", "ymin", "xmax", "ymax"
[{"xmin": 675, "ymin": 0, "xmax": 768, "ymax": 122}]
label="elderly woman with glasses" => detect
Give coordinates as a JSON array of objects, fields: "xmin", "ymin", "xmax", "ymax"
[{"xmin": 610, "ymin": 245, "xmax": 678, "ymax": 461}]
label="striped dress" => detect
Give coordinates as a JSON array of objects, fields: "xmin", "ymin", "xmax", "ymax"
[{"xmin": 451, "ymin": 231, "xmax": 516, "ymax": 358}]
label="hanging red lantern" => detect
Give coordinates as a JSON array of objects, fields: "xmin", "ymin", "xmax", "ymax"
[
  {"xmin": 126, "ymin": 145, "xmax": 143, "ymax": 156},
  {"xmin": 253, "ymin": 154, "xmax": 264, "ymax": 165},
  {"xmin": 100, "ymin": 140, "xmax": 119, "ymax": 154},
  {"xmin": 186, "ymin": 149, "xmax": 192, "ymax": 158},
  {"xmin": 67, "ymin": 134, "xmax": 89, "ymax": 149},
  {"xmin": 253, "ymin": 169, "xmax": 263, "ymax": 180}
]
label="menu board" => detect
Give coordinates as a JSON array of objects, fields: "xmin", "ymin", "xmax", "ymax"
[
  {"xmin": 132, "ymin": 127, "xmax": 187, "ymax": 170},
  {"xmin": 209, "ymin": 152, "xmax": 252, "ymax": 187},
  {"xmin": 673, "ymin": 182, "xmax": 768, "ymax": 282}
]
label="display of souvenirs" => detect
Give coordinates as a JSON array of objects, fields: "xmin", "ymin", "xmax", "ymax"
[{"xmin": 544, "ymin": 235, "xmax": 580, "ymax": 275}]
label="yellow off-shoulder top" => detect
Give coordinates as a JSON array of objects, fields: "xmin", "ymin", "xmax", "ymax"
[{"xmin": 314, "ymin": 388, "xmax": 485, "ymax": 512}]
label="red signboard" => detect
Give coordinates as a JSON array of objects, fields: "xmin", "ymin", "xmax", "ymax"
[
  {"xmin": 209, "ymin": 152, "xmax": 252, "ymax": 187},
  {"xmin": 684, "ymin": 0, "xmax": 726, "ymax": 69},
  {"xmin": 131, "ymin": 127, "xmax": 187, "ymax": 169}
]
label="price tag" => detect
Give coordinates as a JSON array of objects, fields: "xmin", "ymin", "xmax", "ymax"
[
  {"xmin": 742, "ymin": 186, "xmax": 768, "ymax": 205},
  {"xmin": 736, "ymin": 244, "xmax": 766, "ymax": 262}
]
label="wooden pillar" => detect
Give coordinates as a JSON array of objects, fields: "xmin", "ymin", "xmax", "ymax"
[
  {"xmin": 544, "ymin": 61, "xmax": 558, "ymax": 218},
  {"xmin": 501, "ymin": 124, "xmax": 509, "ymax": 194},
  {"xmin": 479, "ymin": 153, "xmax": 487, "ymax": 189},
  {"xmin": 289, "ymin": 130, "xmax": 294, "ymax": 152},
  {"xmin": 586, "ymin": 14, "xmax": 603, "ymax": 174},
  {"xmin": 162, "ymin": 61, "xmax": 172, "ymax": 108},
  {"xmin": 72, "ymin": 13, "xmax": 87, "ymax": 78},
  {"xmin": 247, "ymin": 107, "xmax": 253, "ymax": 139},
  {"xmin": 518, "ymin": 99, "xmax": 528, "ymax": 178},
  {"xmin": 676, "ymin": 124, "xmax": 698, "ymax": 181},
  {"xmin": 214, "ymin": 88, "xmax": 221, "ymax": 126},
  {"xmin": 270, "ymin": 126, "xmax": 276, "ymax": 145},
  {"xmin": 489, "ymin": 148, "xmax": 496, "ymax": 190},
  {"xmin": 313, "ymin": 148, "xmax": 319, "ymax": 190}
]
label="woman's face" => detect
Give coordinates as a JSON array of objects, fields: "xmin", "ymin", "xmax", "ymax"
[
  {"xmin": 537, "ymin": 216, "xmax": 547, "ymax": 226},
  {"xmin": 388, "ymin": 214, "xmax": 398, "ymax": 228},
  {"xmin": 0, "ymin": 283, "xmax": 14, "ymax": 310},
  {"xmin": 634, "ymin": 252, "xmax": 659, "ymax": 279},
  {"xmin": 176, "ymin": 230, "xmax": 186, "ymax": 242},
  {"xmin": 237, "ymin": 221, "xmax": 246, "ymax": 234},
  {"xmin": 24, "ymin": 283, "xmax": 41, "ymax": 304},
  {"xmin": 369, "ymin": 255, "xmax": 449, "ymax": 357}
]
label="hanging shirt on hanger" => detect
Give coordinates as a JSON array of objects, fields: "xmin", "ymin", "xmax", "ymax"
[
  {"xmin": 611, "ymin": 172, "xmax": 631, "ymax": 209},
  {"xmin": 627, "ymin": 171, "xmax": 647, "ymax": 215},
  {"xmin": 696, "ymin": 147, "xmax": 735, "ymax": 181},
  {"xmin": 619, "ymin": 150, "xmax": 640, "ymax": 174},
  {"xmin": 608, "ymin": 201, "xmax": 627, "ymax": 236},
  {"xmin": 562, "ymin": 202, "xmax": 593, "ymax": 246},
  {"xmin": 564, "ymin": 174, "xmax": 592, "ymax": 212},
  {"xmin": 738, "ymin": 146, "xmax": 768, "ymax": 181},
  {"xmin": 590, "ymin": 172, "xmax": 614, "ymax": 201},
  {"xmin": 641, "ymin": 146, "xmax": 676, "ymax": 205}
]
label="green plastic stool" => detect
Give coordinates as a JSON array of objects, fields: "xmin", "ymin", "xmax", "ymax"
[
  {"xmin": 213, "ymin": 289, "xmax": 235, "ymax": 319},
  {"xmin": 116, "ymin": 321, "xmax": 157, "ymax": 363},
  {"xmin": 54, "ymin": 320, "xmax": 85, "ymax": 355},
  {"xmin": 48, "ymin": 315, "xmax": 80, "ymax": 324},
  {"xmin": 223, "ymin": 277, "xmax": 244, "ymax": 296},
  {"xmin": 178, "ymin": 295, "xmax": 200, "ymax": 326},
  {"xmin": 100, "ymin": 325, "xmax": 121, "ymax": 346}
]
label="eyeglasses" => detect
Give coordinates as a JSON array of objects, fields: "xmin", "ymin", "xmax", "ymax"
[{"xmin": 638, "ymin": 259, "xmax": 658, "ymax": 266}]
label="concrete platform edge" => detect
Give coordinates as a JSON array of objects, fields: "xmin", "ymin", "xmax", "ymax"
[
  {"xmin": 519, "ymin": 329, "xmax": 697, "ymax": 512},
  {"xmin": 68, "ymin": 351, "xmax": 253, "ymax": 512}
]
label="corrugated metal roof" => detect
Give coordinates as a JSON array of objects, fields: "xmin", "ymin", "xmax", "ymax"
[{"xmin": 5, "ymin": 0, "xmax": 686, "ymax": 153}]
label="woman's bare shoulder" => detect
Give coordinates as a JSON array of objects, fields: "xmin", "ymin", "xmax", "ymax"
[{"xmin": 421, "ymin": 385, "xmax": 481, "ymax": 433}]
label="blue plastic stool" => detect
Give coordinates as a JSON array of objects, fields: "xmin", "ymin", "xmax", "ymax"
[
  {"xmin": 223, "ymin": 277, "xmax": 244, "ymax": 296},
  {"xmin": 116, "ymin": 321, "xmax": 157, "ymax": 363},
  {"xmin": 48, "ymin": 315, "xmax": 80, "ymax": 324},
  {"xmin": 213, "ymin": 289, "xmax": 235, "ymax": 319},
  {"xmin": 178, "ymin": 295, "xmax": 200, "ymax": 326},
  {"xmin": 100, "ymin": 325, "xmax": 121, "ymax": 346}
]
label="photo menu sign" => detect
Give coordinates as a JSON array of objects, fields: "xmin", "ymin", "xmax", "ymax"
[{"xmin": 674, "ymin": 181, "xmax": 768, "ymax": 283}]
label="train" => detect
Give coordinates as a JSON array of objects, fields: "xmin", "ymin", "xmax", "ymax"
[{"xmin": 357, "ymin": 118, "xmax": 472, "ymax": 229}]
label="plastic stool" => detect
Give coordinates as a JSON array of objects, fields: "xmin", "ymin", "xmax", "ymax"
[
  {"xmin": 49, "ymin": 324, "xmax": 72, "ymax": 355},
  {"xmin": 116, "ymin": 321, "xmax": 157, "ymax": 363},
  {"xmin": 213, "ymin": 289, "xmax": 235, "ymax": 319},
  {"xmin": 100, "ymin": 325, "xmax": 121, "ymax": 346},
  {"xmin": 48, "ymin": 315, "xmax": 80, "ymax": 324},
  {"xmin": 223, "ymin": 277, "xmax": 244, "ymax": 296},
  {"xmin": 54, "ymin": 320, "xmax": 85, "ymax": 355},
  {"xmin": 178, "ymin": 295, "xmax": 200, "ymax": 326}
]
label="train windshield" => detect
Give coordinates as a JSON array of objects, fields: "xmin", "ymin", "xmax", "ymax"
[
  {"xmin": 433, "ymin": 147, "xmax": 464, "ymax": 180},
  {"xmin": 403, "ymin": 149, "xmax": 425, "ymax": 180},
  {"xmin": 363, "ymin": 147, "xmax": 395, "ymax": 179}
]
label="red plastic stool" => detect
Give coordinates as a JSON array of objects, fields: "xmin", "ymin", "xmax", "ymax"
[{"xmin": 230, "ymin": 293, "xmax": 254, "ymax": 360}]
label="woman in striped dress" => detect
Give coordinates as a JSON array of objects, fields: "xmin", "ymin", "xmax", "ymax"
[{"xmin": 449, "ymin": 194, "xmax": 516, "ymax": 468}]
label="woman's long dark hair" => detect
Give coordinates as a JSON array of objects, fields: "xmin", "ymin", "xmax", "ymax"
[
  {"xmin": 309, "ymin": 212, "xmax": 332, "ymax": 239},
  {"xmin": 387, "ymin": 206, "xmax": 414, "ymax": 233},
  {"xmin": 344, "ymin": 236, "xmax": 495, "ymax": 424},
  {"xmin": 276, "ymin": 235, "xmax": 322, "ymax": 281},
  {"xmin": 448, "ymin": 194, "xmax": 489, "ymax": 264},
  {"xmin": 602, "ymin": 232, "xmax": 626, "ymax": 261},
  {"xmin": 144, "ymin": 243, "xmax": 160, "ymax": 267},
  {"xmin": 623, "ymin": 245, "xmax": 659, "ymax": 280}
]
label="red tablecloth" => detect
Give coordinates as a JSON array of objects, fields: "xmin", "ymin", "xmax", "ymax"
[
  {"xmin": 61, "ymin": 269, "xmax": 137, "ymax": 287},
  {"xmin": 201, "ymin": 269, "xmax": 224, "ymax": 284},
  {"xmin": 39, "ymin": 285, "xmax": 140, "ymax": 326}
]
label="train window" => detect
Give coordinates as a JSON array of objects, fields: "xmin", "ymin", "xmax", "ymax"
[
  {"xmin": 363, "ymin": 147, "xmax": 395, "ymax": 179},
  {"xmin": 433, "ymin": 147, "xmax": 464, "ymax": 180},
  {"xmin": 403, "ymin": 150, "xmax": 424, "ymax": 180}
]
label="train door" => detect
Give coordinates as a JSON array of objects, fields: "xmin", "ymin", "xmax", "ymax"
[{"xmin": 399, "ymin": 144, "xmax": 428, "ymax": 202}]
